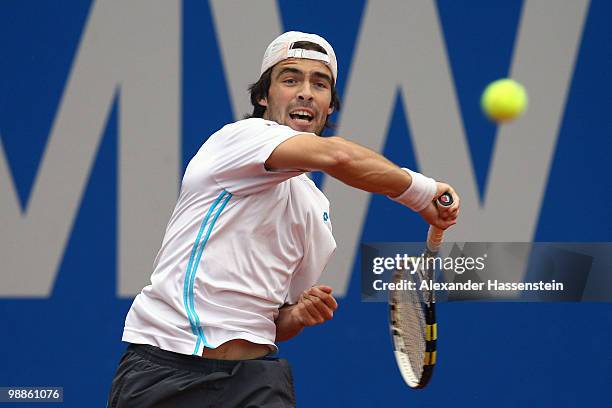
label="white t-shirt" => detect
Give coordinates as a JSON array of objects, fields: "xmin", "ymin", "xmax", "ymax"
[{"xmin": 122, "ymin": 118, "xmax": 337, "ymax": 356}]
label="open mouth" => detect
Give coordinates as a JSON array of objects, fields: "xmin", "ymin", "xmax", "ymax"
[{"xmin": 289, "ymin": 110, "xmax": 314, "ymax": 123}]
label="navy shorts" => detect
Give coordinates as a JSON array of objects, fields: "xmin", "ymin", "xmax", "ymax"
[{"xmin": 107, "ymin": 344, "xmax": 296, "ymax": 408}]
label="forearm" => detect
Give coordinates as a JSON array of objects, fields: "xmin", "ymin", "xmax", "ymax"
[
  {"xmin": 267, "ymin": 134, "xmax": 413, "ymax": 197},
  {"xmin": 275, "ymin": 304, "xmax": 304, "ymax": 342},
  {"xmin": 322, "ymin": 137, "xmax": 411, "ymax": 197}
]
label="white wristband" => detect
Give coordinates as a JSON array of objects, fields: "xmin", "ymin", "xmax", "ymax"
[{"xmin": 389, "ymin": 168, "xmax": 437, "ymax": 212}]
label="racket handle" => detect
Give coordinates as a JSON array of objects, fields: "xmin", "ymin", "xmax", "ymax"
[
  {"xmin": 426, "ymin": 192, "xmax": 454, "ymax": 253},
  {"xmin": 427, "ymin": 226, "xmax": 444, "ymax": 253}
]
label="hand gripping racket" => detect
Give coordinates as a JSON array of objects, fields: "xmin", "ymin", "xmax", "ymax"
[{"xmin": 389, "ymin": 192, "xmax": 454, "ymax": 389}]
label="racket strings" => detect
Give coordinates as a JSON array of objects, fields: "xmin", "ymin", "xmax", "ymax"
[
  {"xmin": 391, "ymin": 267, "xmax": 430, "ymax": 381},
  {"xmin": 389, "ymin": 236, "xmax": 442, "ymax": 389}
]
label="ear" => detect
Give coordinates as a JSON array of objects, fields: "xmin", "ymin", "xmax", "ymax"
[
  {"xmin": 258, "ymin": 97, "xmax": 268, "ymax": 107},
  {"xmin": 327, "ymin": 105, "xmax": 334, "ymax": 115}
]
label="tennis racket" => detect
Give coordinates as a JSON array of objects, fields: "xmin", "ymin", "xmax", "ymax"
[{"xmin": 389, "ymin": 192, "xmax": 453, "ymax": 389}]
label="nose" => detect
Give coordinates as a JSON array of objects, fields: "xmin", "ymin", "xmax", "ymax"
[{"xmin": 297, "ymin": 82, "xmax": 314, "ymax": 101}]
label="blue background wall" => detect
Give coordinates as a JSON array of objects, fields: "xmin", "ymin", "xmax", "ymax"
[{"xmin": 1, "ymin": 1, "xmax": 611, "ymax": 406}]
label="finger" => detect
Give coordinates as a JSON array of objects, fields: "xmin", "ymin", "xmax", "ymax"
[
  {"xmin": 309, "ymin": 287, "xmax": 338, "ymax": 310},
  {"xmin": 451, "ymin": 194, "xmax": 460, "ymax": 210},
  {"xmin": 440, "ymin": 195, "xmax": 460, "ymax": 220},
  {"xmin": 441, "ymin": 208, "xmax": 459, "ymax": 221},
  {"xmin": 302, "ymin": 295, "xmax": 327, "ymax": 324},
  {"xmin": 436, "ymin": 219, "xmax": 455, "ymax": 230},
  {"xmin": 313, "ymin": 285, "xmax": 333, "ymax": 294},
  {"xmin": 435, "ymin": 182, "xmax": 449, "ymax": 197},
  {"xmin": 306, "ymin": 293, "xmax": 334, "ymax": 319},
  {"xmin": 449, "ymin": 207, "xmax": 460, "ymax": 221},
  {"xmin": 294, "ymin": 299, "xmax": 316, "ymax": 326},
  {"xmin": 439, "ymin": 208, "xmax": 456, "ymax": 222},
  {"xmin": 297, "ymin": 299, "xmax": 320, "ymax": 326},
  {"xmin": 438, "ymin": 208, "xmax": 453, "ymax": 219},
  {"xmin": 304, "ymin": 293, "xmax": 334, "ymax": 320}
]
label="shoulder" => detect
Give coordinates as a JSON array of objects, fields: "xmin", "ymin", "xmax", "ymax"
[
  {"xmin": 220, "ymin": 118, "xmax": 283, "ymax": 133},
  {"xmin": 209, "ymin": 119, "xmax": 301, "ymax": 147}
]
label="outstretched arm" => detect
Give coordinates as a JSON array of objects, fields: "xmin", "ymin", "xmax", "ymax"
[
  {"xmin": 266, "ymin": 134, "xmax": 460, "ymax": 229},
  {"xmin": 267, "ymin": 135, "xmax": 409, "ymax": 196}
]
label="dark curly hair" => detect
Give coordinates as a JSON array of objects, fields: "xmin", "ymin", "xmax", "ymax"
[{"xmin": 245, "ymin": 41, "xmax": 341, "ymax": 134}]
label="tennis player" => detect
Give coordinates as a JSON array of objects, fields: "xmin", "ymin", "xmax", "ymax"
[{"xmin": 107, "ymin": 31, "xmax": 459, "ymax": 407}]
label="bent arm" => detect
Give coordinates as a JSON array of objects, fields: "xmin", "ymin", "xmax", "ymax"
[
  {"xmin": 275, "ymin": 304, "xmax": 304, "ymax": 342},
  {"xmin": 275, "ymin": 285, "xmax": 338, "ymax": 342},
  {"xmin": 265, "ymin": 134, "xmax": 412, "ymax": 197}
]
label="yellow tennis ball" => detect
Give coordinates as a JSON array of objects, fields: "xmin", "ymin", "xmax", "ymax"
[{"xmin": 481, "ymin": 79, "xmax": 528, "ymax": 122}]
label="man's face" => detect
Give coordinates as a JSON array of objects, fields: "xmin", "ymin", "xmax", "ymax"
[{"xmin": 260, "ymin": 58, "xmax": 334, "ymax": 135}]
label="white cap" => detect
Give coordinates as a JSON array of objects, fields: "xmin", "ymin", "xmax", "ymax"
[{"xmin": 260, "ymin": 31, "xmax": 338, "ymax": 84}]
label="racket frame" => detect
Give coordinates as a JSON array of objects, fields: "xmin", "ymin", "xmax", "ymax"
[{"xmin": 388, "ymin": 192, "xmax": 453, "ymax": 389}]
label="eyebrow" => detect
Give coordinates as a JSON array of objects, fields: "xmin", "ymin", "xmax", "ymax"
[
  {"xmin": 276, "ymin": 67, "xmax": 303, "ymax": 79},
  {"xmin": 276, "ymin": 67, "xmax": 332, "ymax": 85},
  {"xmin": 312, "ymin": 71, "xmax": 333, "ymax": 85}
]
